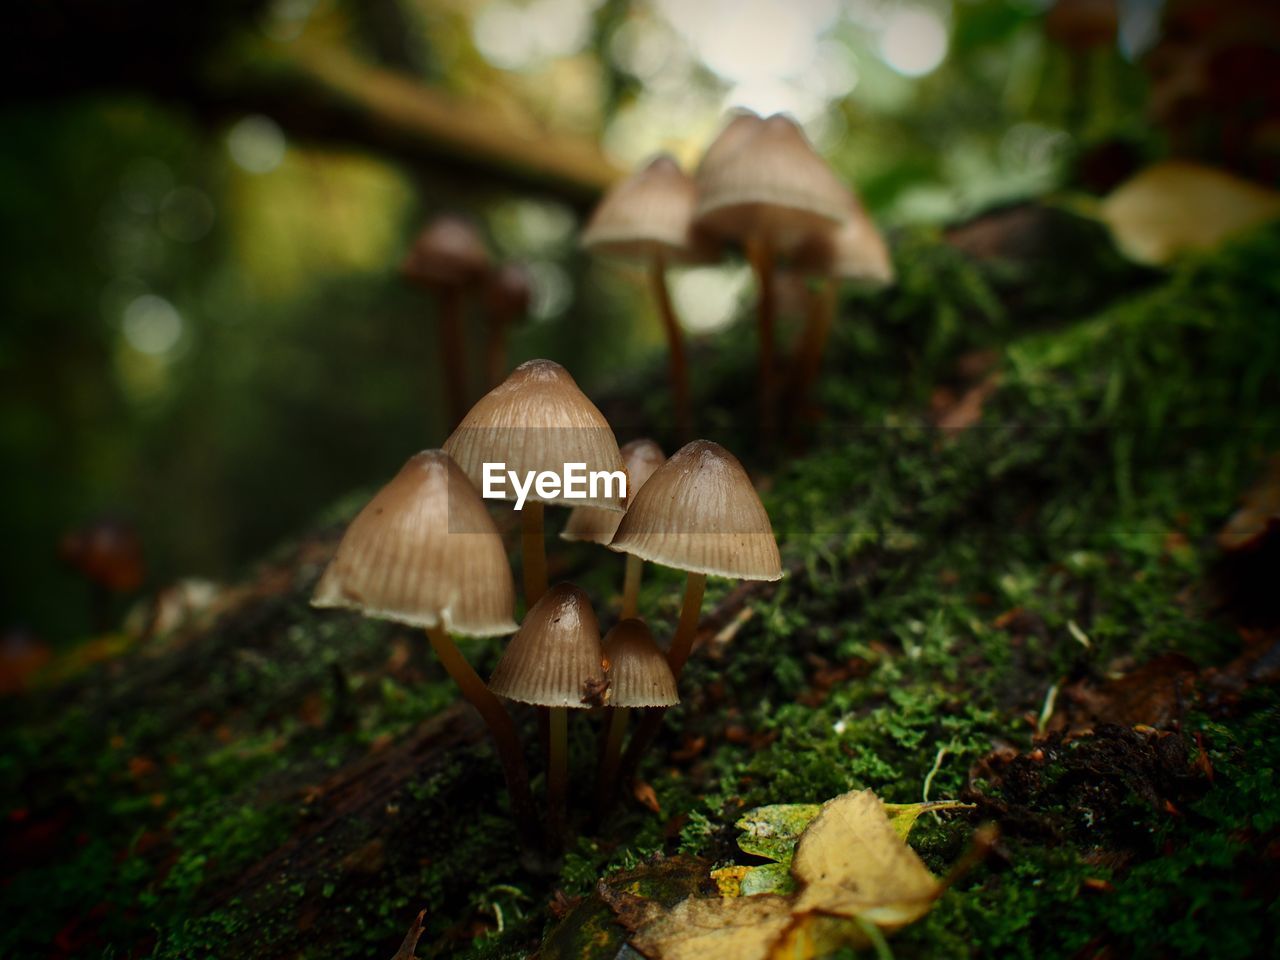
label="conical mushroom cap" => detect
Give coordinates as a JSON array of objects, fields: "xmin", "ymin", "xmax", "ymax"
[
  {"xmin": 610, "ymin": 440, "xmax": 782, "ymax": 581},
  {"xmin": 602, "ymin": 619, "xmax": 678, "ymax": 708},
  {"xmin": 562, "ymin": 438, "xmax": 666, "ymax": 545},
  {"xmin": 582, "ymin": 154, "xmax": 699, "ymax": 262},
  {"xmin": 694, "ymin": 114, "xmax": 848, "ymax": 252},
  {"xmin": 401, "ymin": 215, "xmax": 490, "ymax": 290},
  {"xmin": 312, "ymin": 451, "xmax": 517, "ymax": 637},
  {"xmin": 695, "ymin": 110, "xmax": 764, "ymax": 198},
  {"xmin": 444, "ymin": 359, "xmax": 627, "ymax": 510},
  {"xmin": 488, "ymin": 583, "xmax": 605, "ymax": 708},
  {"xmin": 794, "ymin": 196, "xmax": 895, "ymax": 286}
]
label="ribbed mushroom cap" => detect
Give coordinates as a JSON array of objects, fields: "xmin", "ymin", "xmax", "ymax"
[
  {"xmin": 602, "ymin": 619, "xmax": 678, "ymax": 708},
  {"xmin": 562, "ymin": 439, "xmax": 666, "ymax": 545},
  {"xmin": 312, "ymin": 451, "xmax": 517, "ymax": 637},
  {"xmin": 401, "ymin": 215, "xmax": 490, "ymax": 290},
  {"xmin": 609, "ymin": 440, "xmax": 783, "ymax": 581},
  {"xmin": 444, "ymin": 359, "xmax": 627, "ymax": 510},
  {"xmin": 581, "ymin": 154, "xmax": 699, "ymax": 262},
  {"xmin": 793, "ymin": 195, "xmax": 894, "ymax": 286},
  {"xmin": 488, "ymin": 583, "xmax": 605, "ymax": 708},
  {"xmin": 694, "ymin": 114, "xmax": 848, "ymax": 252},
  {"xmin": 694, "ymin": 110, "xmax": 764, "ymax": 191}
]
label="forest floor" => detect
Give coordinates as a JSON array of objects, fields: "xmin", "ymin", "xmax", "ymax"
[{"xmin": 3, "ymin": 208, "xmax": 1279, "ymax": 960}]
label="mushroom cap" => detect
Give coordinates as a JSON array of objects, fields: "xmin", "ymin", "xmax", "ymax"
[
  {"xmin": 444, "ymin": 359, "xmax": 628, "ymax": 510},
  {"xmin": 695, "ymin": 110, "xmax": 764, "ymax": 191},
  {"xmin": 401, "ymin": 215, "xmax": 490, "ymax": 290},
  {"xmin": 58, "ymin": 518, "xmax": 145, "ymax": 592},
  {"xmin": 488, "ymin": 583, "xmax": 605, "ymax": 708},
  {"xmin": 609, "ymin": 440, "xmax": 783, "ymax": 581},
  {"xmin": 581, "ymin": 154, "xmax": 700, "ymax": 262},
  {"xmin": 311, "ymin": 450, "xmax": 517, "ymax": 637},
  {"xmin": 694, "ymin": 114, "xmax": 848, "ymax": 252},
  {"xmin": 602, "ymin": 619, "xmax": 679, "ymax": 708},
  {"xmin": 562, "ymin": 438, "xmax": 666, "ymax": 545},
  {"xmin": 793, "ymin": 196, "xmax": 895, "ymax": 286}
]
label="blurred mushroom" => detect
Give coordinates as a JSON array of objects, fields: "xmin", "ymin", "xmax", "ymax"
[
  {"xmin": 787, "ymin": 198, "xmax": 894, "ymax": 429},
  {"xmin": 595, "ymin": 618, "xmax": 678, "ymax": 817},
  {"xmin": 312, "ymin": 450, "xmax": 539, "ymax": 850},
  {"xmin": 489, "ymin": 583, "xmax": 605, "ymax": 847},
  {"xmin": 445, "ymin": 359, "xmax": 626, "ymax": 606},
  {"xmin": 483, "ymin": 262, "xmax": 533, "ymax": 389},
  {"xmin": 582, "ymin": 154, "xmax": 702, "ymax": 438},
  {"xmin": 695, "ymin": 114, "xmax": 849, "ymax": 438},
  {"xmin": 561, "ymin": 438, "xmax": 666, "ymax": 618},
  {"xmin": 401, "ymin": 215, "xmax": 491, "ymax": 428},
  {"xmin": 59, "ymin": 517, "xmax": 145, "ymax": 631},
  {"xmin": 0, "ymin": 626, "xmax": 51, "ymax": 695}
]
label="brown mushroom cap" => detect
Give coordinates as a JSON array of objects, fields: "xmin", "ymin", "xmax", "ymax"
[
  {"xmin": 695, "ymin": 110, "xmax": 764, "ymax": 191},
  {"xmin": 401, "ymin": 215, "xmax": 491, "ymax": 290},
  {"xmin": 59, "ymin": 518, "xmax": 145, "ymax": 592},
  {"xmin": 602, "ymin": 618, "xmax": 678, "ymax": 708},
  {"xmin": 488, "ymin": 583, "xmax": 605, "ymax": 707},
  {"xmin": 609, "ymin": 440, "xmax": 783, "ymax": 581},
  {"xmin": 562, "ymin": 438, "xmax": 666, "ymax": 545},
  {"xmin": 444, "ymin": 359, "xmax": 628, "ymax": 511},
  {"xmin": 694, "ymin": 114, "xmax": 848, "ymax": 253},
  {"xmin": 581, "ymin": 154, "xmax": 700, "ymax": 262},
  {"xmin": 793, "ymin": 196, "xmax": 895, "ymax": 286},
  {"xmin": 485, "ymin": 262, "xmax": 534, "ymax": 319},
  {"xmin": 312, "ymin": 450, "xmax": 517, "ymax": 637}
]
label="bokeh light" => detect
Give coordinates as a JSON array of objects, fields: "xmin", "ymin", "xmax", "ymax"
[
  {"xmin": 879, "ymin": 7, "xmax": 950, "ymax": 77},
  {"xmin": 227, "ymin": 115, "xmax": 287, "ymax": 174}
]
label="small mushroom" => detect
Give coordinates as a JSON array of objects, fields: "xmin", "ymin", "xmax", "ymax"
[
  {"xmin": 489, "ymin": 583, "xmax": 605, "ymax": 848},
  {"xmin": 607, "ymin": 440, "xmax": 781, "ymax": 796},
  {"xmin": 483, "ymin": 262, "xmax": 533, "ymax": 389},
  {"xmin": 694, "ymin": 114, "xmax": 849, "ymax": 438},
  {"xmin": 401, "ymin": 215, "xmax": 491, "ymax": 429},
  {"xmin": 311, "ymin": 450, "xmax": 539, "ymax": 850},
  {"xmin": 582, "ymin": 154, "xmax": 702, "ymax": 438},
  {"xmin": 595, "ymin": 618, "xmax": 678, "ymax": 817},
  {"xmin": 445, "ymin": 359, "xmax": 627, "ymax": 607},
  {"xmin": 59, "ymin": 517, "xmax": 145, "ymax": 631},
  {"xmin": 561, "ymin": 438, "xmax": 666, "ymax": 618},
  {"xmin": 787, "ymin": 197, "xmax": 895, "ymax": 429}
]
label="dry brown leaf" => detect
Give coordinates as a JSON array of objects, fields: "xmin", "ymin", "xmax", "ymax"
[{"xmin": 630, "ymin": 894, "xmax": 796, "ymax": 960}]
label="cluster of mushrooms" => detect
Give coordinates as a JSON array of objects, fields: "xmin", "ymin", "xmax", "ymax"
[
  {"xmin": 581, "ymin": 108, "xmax": 894, "ymax": 440},
  {"xmin": 312, "ymin": 358, "xmax": 782, "ymax": 853}
]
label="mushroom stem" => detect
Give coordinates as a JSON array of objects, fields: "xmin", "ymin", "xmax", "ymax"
[
  {"xmin": 596, "ymin": 705, "xmax": 630, "ymax": 818},
  {"xmin": 437, "ymin": 288, "xmax": 469, "ymax": 429},
  {"xmin": 547, "ymin": 706, "xmax": 569, "ymax": 849},
  {"xmin": 424, "ymin": 624, "xmax": 541, "ymax": 852},
  {"xmin": 521, "ymin": 501, "xmax": 548, "ymax": 607},
  {"xmin": 621, "ymin": 555, "xmax": 644, "ymax": 619},
  {"xmin": 486, "ymin": 315, "xmax": 510, "ymax": 389},
  {"xmin": 789, "ymin": 277, "xmax": 837, "ymax": 428},
  {"xmin": 665, "ymin": 571, "xmax": 708, "ymax": 677},
  {"xmin": 648, "ymin": 251, "xmax": 693, "ymax": 440},
  {"xmin": 747, "ymin": 235, "xmax": 778, "ymax": 441}
]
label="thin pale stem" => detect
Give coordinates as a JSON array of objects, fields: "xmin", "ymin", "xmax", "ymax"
[
  {"xmin": 747, "ymin": 236, "xmax": 778, "ymax": 442},
  {"xmin": 521, "ymin": 502, "xmax": 547, "ymax": 607},
  {"xmin": 649, "ymin": 252, "xmax": 693, "ymax": 440},
  {"xmin": 595, "ymin": 706, "xmax": 630, "ymax": 820},
  {"xmin": 665, "ymin": 571, "xmax": 708, "ymax": 678},
  {"xmin": 424, "ymin": 624, "xmax": 540, "ymax": 852},
  {"xmin": 437, "ymin": 288, "xmax": 468, "ymax": 429},
  {"xmin": 621, "ymin": 554, "xmax": 644, "ymax": 619},
  {"xmin": 547, "ymin": 706, "xmax": 568, "ymax": 850}
]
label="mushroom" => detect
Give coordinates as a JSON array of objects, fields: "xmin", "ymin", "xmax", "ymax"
[
  {"xmin": 489, "ymin": 583, "xmax": 605, "ymax": 847},
  {"xmin": 787, "ymin": 197, "xmax": 895, "ymax": 429},
  {"xmin": 444, "ymin": 359, "xmax": 627, "ymax": 607},
  {"xmin": 401, "ymin": 215, "xmax": 491, "ymax": 428},
  {"xmin": 694, "ymin": 114, "xmax": 849, "ymax": 437},
  {"xmin": 582, "ymin": 154, "xmax": 701, "ymax": 438},
  {"xmin": 595, "ymin": 618, "xmax": 678, "ymax": 816},
  {"xmin": 311, "ymin": 450, "xmax": 539, "ymax": 850},
  {"xmin": 606, "ymin": 440, "xmax": 781, "ymax": 797},
  {"xmin": 59, "ymin": 517, "xmax": 145, "ymax": 631},
  {"xmin": 561, "ymin": 438, "xmax": 666, "ymax": 618},
  {"xmin": 483, "ymin": 262, "xmax": 533, "ymax": 389}
]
